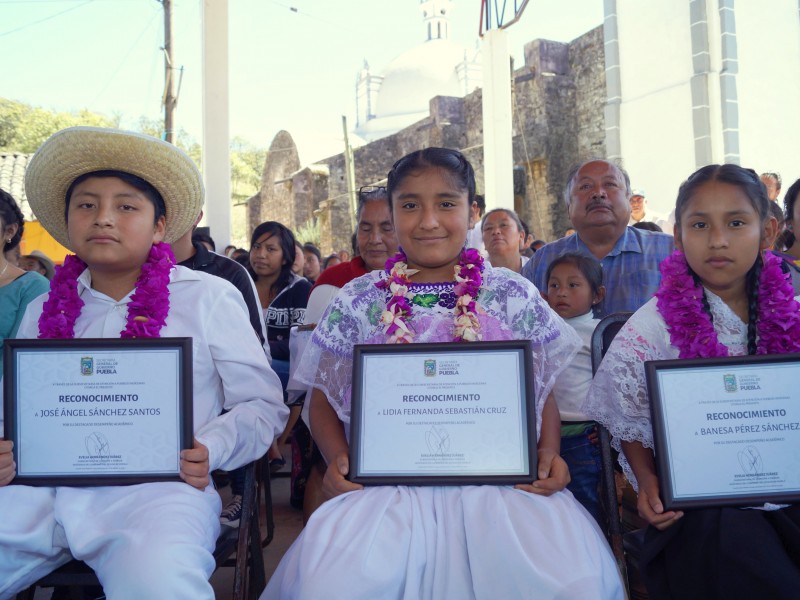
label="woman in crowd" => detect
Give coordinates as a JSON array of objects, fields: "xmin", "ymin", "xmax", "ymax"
[
  {"xmin": 249, "ymin": 222, "xmax": 312, "ymax": 505},
  {"xmin": 0, "ymin": 189, "xmax": 50, "ymax": 369},
  {"xmin": 481, "ymin": 207, "xmax": 528, "ymax": 273},
  {"xmin": 263, "ymin": 148, "xmax": 623, "ymax": 599}
]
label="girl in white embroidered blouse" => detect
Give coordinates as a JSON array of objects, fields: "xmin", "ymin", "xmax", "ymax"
[
  {"xmin": 262, "ymin": 148, "xmax": 624, "ymax": 600},
  {"xmin": 585, "ymin": 164, "xmax": 800, "ymax": 599}
]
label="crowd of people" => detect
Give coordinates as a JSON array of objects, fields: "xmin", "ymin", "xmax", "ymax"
[{"xmin": 0, "ymin": 125, "xmax": 798, "ymax": 599}]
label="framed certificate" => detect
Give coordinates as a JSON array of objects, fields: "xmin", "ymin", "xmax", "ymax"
[
  {"xmin": 646, "ymin": 354, "xmax": 800, "ymax": 510},
  {"xmin": 3, "ymin": 338, "xmax": 193, "ymax": 486},
  {"xmin": 350, "ymin": 340, "xmax": 537, "ymax": 485}
]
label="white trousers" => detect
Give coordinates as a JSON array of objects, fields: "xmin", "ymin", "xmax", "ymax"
[{"xmin": 0, "ymin": 482, "xmax": 221, "ymax": 600}]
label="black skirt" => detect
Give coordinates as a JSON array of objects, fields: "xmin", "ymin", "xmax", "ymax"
[{"xmin": 640, "ymin": 504, "xmax": 800, "ymax": 599}]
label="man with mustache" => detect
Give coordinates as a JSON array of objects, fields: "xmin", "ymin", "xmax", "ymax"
[{"xmin": 522, "ymin": 159, "xmax": 674, "ymax": 317}]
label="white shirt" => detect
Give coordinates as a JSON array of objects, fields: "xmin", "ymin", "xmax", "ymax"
[
  {"xmin": 14, "ymin": 265, "xmax": 289, "ymax": 472},
  {"xmin": 550, "ymin": 311, "xmax": 599, "ymax": 421}
]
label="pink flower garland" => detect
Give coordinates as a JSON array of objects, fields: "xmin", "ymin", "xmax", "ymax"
[
  {"xmin": 376, "ymin": 248, "xmax": 485, "ymax": 343},
  {"xmin": 38, "ymin": 242, "xmax": 175, "ymax": 339},
  {"xmin": 655, "ymin": 250, "xmax": 800, "ymax": 358}
]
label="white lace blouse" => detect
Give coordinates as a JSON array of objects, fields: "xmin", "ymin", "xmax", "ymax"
[{"xmin": 583, "ymin": 290, "xmax": 749, "ymax": 490}]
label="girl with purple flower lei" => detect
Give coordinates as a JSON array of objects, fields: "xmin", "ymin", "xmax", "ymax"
[
  {"xmin": 264, "ymin": 148, "xmax": 624, "ymax": 599},
  {"xmin": 585, "ymin": 164, "xmax": 800, "ymax": 599}
]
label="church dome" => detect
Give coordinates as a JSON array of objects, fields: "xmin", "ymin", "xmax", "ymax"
[{"xmin": 373, "ymin": 39, "xmax": 469, "ymax": 119}]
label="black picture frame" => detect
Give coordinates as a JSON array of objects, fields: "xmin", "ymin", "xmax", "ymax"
[
  {"xmin": 350, "ymin": 340, "xmax": 537, "ymax": 485},
  {"xmin": 646, "ymin": 353, "xmax": 800, "ymax": 510},
  {"xmin": 4, "ymin": 337, "xmax": 193, "ymax": 486}
]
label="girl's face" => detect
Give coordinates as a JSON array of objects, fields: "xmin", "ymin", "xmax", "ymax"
[
  {"xmin": 250, "ymin": 232, "xmax": 285, "ymax": 279},
  {"xmin": 675, "ymin": 180, "xmax": 775, "ymax": 299},
  {"xmin": 482, "ymin": 211, "xmax": 524, "ymax": 258},
  {"xmin": 545, "ymin": 262, "xmax": 603, "ymax": 319},
  {"xmin": 391, "ymin": 166, "xmax": 470, "ymax": 282}
]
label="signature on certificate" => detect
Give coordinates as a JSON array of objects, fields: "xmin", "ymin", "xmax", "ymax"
[
  {"xmin": 737, "ymin": 445, "xmax": 763, "ymax": 475},
  {"xmin": 425, "ymin": 425, "xmax": 450, "ymax": 455},
  {"xmin": 85, "ymin": 432, "xmax": 111, "ymax": 457}
]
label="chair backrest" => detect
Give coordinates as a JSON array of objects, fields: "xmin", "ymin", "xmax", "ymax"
[{"xmin": 591, "ymin": 312, "xmax": 634, "ymax": 374}]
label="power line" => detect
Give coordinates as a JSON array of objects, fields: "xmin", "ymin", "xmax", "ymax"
[
  {"xmin": 91, "ymin": 6, "xmax": 161, "ymax": 105},
  {"xmin": 0, "ymin": 0, "xmax": 95, "ymax": 37}
]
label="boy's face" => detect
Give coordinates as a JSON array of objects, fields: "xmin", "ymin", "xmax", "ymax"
[{"xmin": 66, "ymin": 176, "xmax": 166, "ymax": 273}]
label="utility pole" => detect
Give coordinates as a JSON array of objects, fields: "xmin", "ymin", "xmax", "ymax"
[
  {"xmin": 342, "ymin": 115, "xmax": 357, "ymax": 231},
  {"xmin": 162, "ymin": 0, "xmax": 177, "ymax": 143}
]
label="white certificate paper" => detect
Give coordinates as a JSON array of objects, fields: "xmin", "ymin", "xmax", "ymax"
[
  {"xmin": 649, "ymin": 357, "xmax": 800, "ymax": 508},
  {"xmin": 5, "ymin": 339, "xmax": 191, "ymax": 485},
  {"xmin": 350, "ymin": 341, "xmax": 536, "ymax": 484}
]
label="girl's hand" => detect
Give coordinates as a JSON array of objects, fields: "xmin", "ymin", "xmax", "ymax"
[
  {"xmin": 637, "ymin": 475, "xmax": 683, "ymax": 530},
  {"xmin": 515, "ymin": 448, "xmax": 570, "ymax": 496},
  {"xmin": 322, "ymin": 451, "xmax": 363, "ymax": 499},
  {"xmin": 0, "ymin": 439, "xmax": 16, "ymax": 487}
]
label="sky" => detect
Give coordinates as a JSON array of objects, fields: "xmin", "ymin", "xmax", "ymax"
[{"xmin": 0, "ymin": 0, "xmax": 604, "ymax": 164}]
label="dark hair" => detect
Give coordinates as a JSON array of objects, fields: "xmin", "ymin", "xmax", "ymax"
[
  {"xmin": 0, "ymin": 188, "xmax": 25, "ymax": 252},
  {"xmin": 473, "ymin": 193, "xmax": 486, "ymax": 215},
  {"xmin": 519, "ymin": 217, "xmax": 531, "ymax": 238},
  {"xmin": 302, "ymin": 243, "xmax": 321, "ymax": 261},
  {"xmin": 481, "ymin": 208, "xmax": 524, "ymax": 233},
  {"xmin": 780, "ymin": 178, "xmax": 800, "ymax": 249},
  {"xmin": 249, "ymin": 221, "xmax": 296, "ymax": 295},
  {"xmin": 233, "ymin": 251, "xmax": 250, "ymax": 267},
  {"xmin": 761, "ymin": 171, "xmax": 782, "ymax": 192},
  {"xmin": 675, "ymin": 164, "xmax": 773, "ymax": 355},
  {"xmin": 387, "ymin": 147, "xmax": 476, "ymax": 208},
  {"xmin": 192, "ymin": 231, "xmax": 216, "ymax": 251},
  {"xmin": 322, "ymin": 254, "xmax": 339, "ymax": 269},
  {"xmin": 631, "ymin": 221, "xmax": 663, "ymax": 232},
  {"xmin": 545, "ymin": 253, "xmax": 604, "ymax": 297},
  {"xmin": 65, "ymin": 170, "xmax": 166, "ymax": 224}
]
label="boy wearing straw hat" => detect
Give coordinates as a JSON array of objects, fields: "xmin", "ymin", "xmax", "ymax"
[{"xmin": 0, "ymin": 127, "xmax": 288, "ymax": 599}]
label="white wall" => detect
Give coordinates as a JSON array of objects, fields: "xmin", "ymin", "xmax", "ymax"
[
  {"xmin": 736, "ymin": 0, "xmax": 800, "ymax": 192},
  {"xmin": 613, "ymin": 0, "xmax": 800, "ymax": 220}
]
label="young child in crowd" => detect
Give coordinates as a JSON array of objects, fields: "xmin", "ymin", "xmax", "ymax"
[
  {"xmin": 263, "ymin": 148, "xmax": 623, "ymax": 599},
  {"xmin": 0, "ymin": 127, "xmax": 288, "ymax": 599},
  {"xmin": 584, "ymin": 164, "xmax": 800, "ymax": 599},
  {"xmin": 544, "ymin": 253, "xmax": 605, "ymax": 525}
]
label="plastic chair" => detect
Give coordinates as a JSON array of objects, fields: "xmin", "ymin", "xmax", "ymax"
[{"xmin": 16, "ymin": 459, "xmax": 266, "ymax": 600}]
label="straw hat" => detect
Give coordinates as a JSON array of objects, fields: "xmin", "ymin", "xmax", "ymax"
[
  {"xmin": 21, "ymin": 250, "xmax": 55, "ymax": 280},
  {"xmin": 24, "ymin": 127, "xmax": 203, "ymax": 249}
]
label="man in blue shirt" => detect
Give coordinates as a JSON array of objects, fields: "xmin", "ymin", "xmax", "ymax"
[{"xmin": 522, "ymin": 159, "xmax": 674, "ymax": 318}]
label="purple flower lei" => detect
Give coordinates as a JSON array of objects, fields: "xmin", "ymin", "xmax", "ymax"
[
  {"xmin": 655, "ymin": 250, "xmax": 800, "ymax": 358},
  {"xmin": 376, "ymin": 247, "xmax": 485, "ymax": 343},
  {"xmin": 38, "ymin": 242, "xmax": 175, "ymax": 339}
]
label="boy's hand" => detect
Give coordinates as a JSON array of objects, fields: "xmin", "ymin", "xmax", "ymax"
[
  {"xmin": 0, "ymin": 440, "xmax": 15, "ymax": 486},
  {"xmin": 516, "ymin": 448, "xmax": 570, "ymax": 496},
  {"xmin": 322, "ymin": 451, "xmax": 363, "ymax": 499},
  {"xmin": 180, "ymin": 439, "xmax": 210, "ymax": 490}
]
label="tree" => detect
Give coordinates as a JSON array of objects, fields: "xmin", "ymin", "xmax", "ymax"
[{"xmin": 0, "ymin": 98, "xmax": 117, "ymax": 153}]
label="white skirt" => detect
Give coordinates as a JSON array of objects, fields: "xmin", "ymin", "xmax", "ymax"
[{"xmin": 263, "ymin": 485, "xmax": 624, "ymax": 600}]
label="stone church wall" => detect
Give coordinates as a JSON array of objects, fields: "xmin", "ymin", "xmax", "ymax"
[{"xmin": 251, "ymin": 26, "xmax": 606, "ymax": 254}]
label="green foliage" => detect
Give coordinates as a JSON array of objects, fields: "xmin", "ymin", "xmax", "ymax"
[
  {"xmin": 294, "ymin": 217, "xmax": 320, "ymax": 246},
  {"xmin": 0, "ymin": 98, "xmax": 116, "ymax": 153},
  {"xmin": 230, "ymin": 136, "xmax": 266, "ymax": 206}
]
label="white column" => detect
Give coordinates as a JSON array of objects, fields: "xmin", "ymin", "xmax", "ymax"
[
  {"xmin": 200, "ymin": 0, "xmax": 231, "ymax": 247},
  {"xmin": 481, "ymin": 28, "xmax": 514, "ymax": 211}
]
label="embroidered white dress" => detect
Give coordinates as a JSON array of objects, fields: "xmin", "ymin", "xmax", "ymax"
[{"xmin": 263, "ymin": 267, "xmax": 624, "ymax": 600}]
